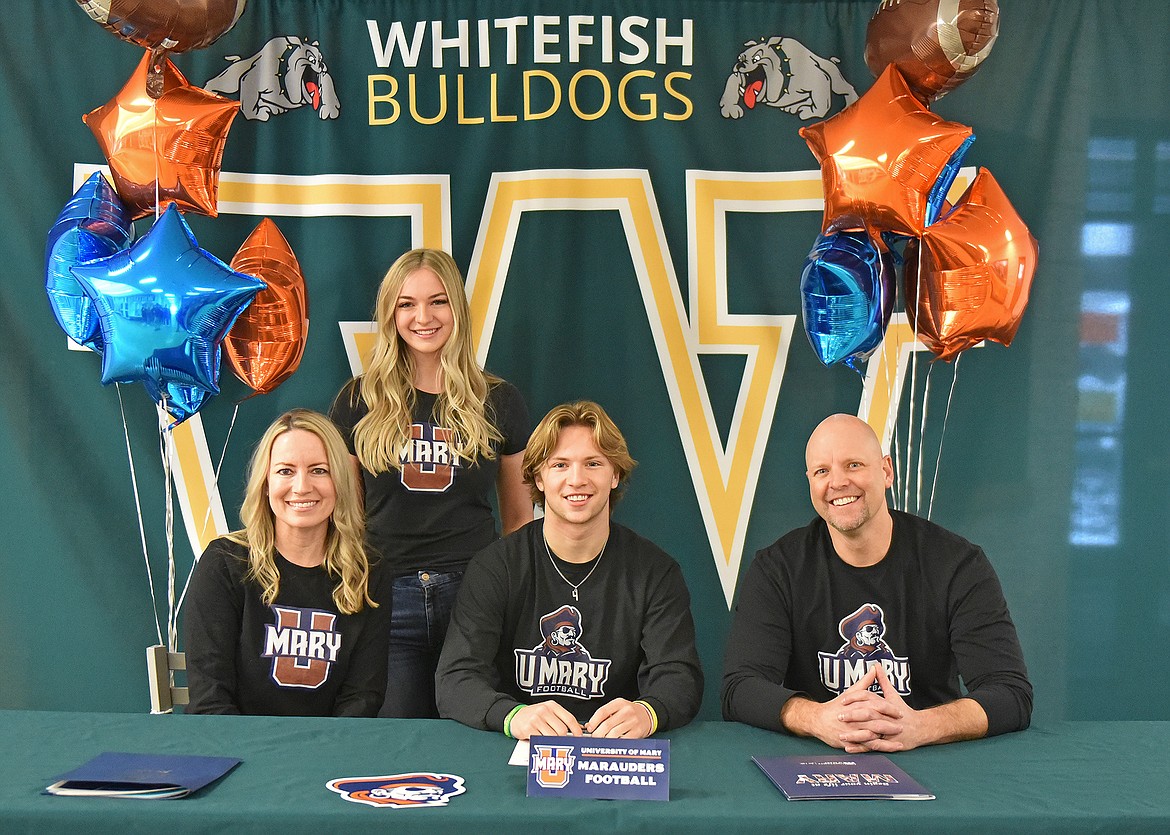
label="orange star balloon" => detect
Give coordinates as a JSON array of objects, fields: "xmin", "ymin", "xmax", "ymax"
[
  {"xmin": 83, "ymin": 50, "xmax": 239, "ymax": 219},
  {"xmin": 800, "ymin": 64, "xmax": 974, "ymax": 238},
  {"xmin": 904, "ymin": 168, "xmax": 1038, "ymax": 361},
  {"xmin": 224, "ymin": 219, "xmax": 309, "ymax": 395}
]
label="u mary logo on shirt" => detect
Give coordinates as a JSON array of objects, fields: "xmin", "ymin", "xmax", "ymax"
[
  {"xmin": 262, "ymin": 605, "xmax": 342, "ymax": 689},
  {"xmin": 400, "ymin": 423, "xmax": 462, "ymax": 492}
]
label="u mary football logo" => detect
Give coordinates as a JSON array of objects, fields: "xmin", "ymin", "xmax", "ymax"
[
  {"xmin": 326, "ymin": 773, "xmax": 466, "ymax": 808},
  {"xmin": 530, "ymin": 745, "xmax": 576, "ymax": 789}
]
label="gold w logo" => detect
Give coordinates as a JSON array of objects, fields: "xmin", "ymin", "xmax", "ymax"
[{"xmin": 79, "ymin": 164, "xmax": 971, "ymax": 607}]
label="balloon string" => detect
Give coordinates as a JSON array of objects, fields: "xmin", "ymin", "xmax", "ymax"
[
  {"xmin": 153, "ymin": 73, "xmax": 161, "ymax": 220},
  {"xmin": 176, "ymin": 401, "xmax": 241, "ymax": 618},
  {"xmin": 158, "ymin": 408, "xmax": 178, "ymax": 652},
  {"xmin": 883, "ymin": 339, "xmax": 903, "ymax": 512},
  {"xmin": 903, "ymin": 245, "xmax": 928, "ymax": 515},
  {"xmin": 118, "ymin": 383, "xmax": 164, "ymax": 646},
  {"xmin": 903, "ymin": 348, "xmax": 917, "ymax": 514},
  {"xmin": 916, "ymin": 362, "xmax": 935, "ymax": 515},
  {"xmin": 927, "ymin": 352, "xmax": 963, "ymax": 520}
]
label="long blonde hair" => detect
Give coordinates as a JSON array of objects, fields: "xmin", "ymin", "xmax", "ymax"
[
  {"xmin": 352, "ymin": 248, "xmax": 502, "ymax": 473},
  {"xmin": 228, "ymin": 409, "xmax": 375, "ymax": 615}
]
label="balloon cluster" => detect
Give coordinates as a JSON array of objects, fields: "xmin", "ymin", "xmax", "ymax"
[
  {"xmin": 45, "ymin": 1, "xmax": 309, "ymax": 425},
  {"xmin": 798, "ymin": 0, "xmax": 1037, "ymax": 368}
]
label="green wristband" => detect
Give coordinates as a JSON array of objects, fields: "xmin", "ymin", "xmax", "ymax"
[{"xmin": 500, "ymin": 701, "xmax": 524, "ymax": 734}]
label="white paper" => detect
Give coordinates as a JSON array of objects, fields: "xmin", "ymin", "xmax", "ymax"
[{"xmin": 508, "ymin": 739, "xmax": 530, "ymax": 766}]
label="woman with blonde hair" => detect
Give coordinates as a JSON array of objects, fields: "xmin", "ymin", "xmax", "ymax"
[
  {"xmin": 184, "ymin": 409, "xmax": 392, "ymax": 716},
  {"xmin": 330, "ymin": 248, "xmax": 532, "ymax": 717}
]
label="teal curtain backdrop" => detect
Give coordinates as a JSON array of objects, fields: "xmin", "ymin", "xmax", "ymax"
[{"xmin": 1, "ymin": 1, "xmax": 1165, "ymax": 720}]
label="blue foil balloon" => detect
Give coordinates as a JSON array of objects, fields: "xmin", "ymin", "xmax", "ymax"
[
  {"xmin": 144, "ymin": 379, "xmax": 216, "ymax": 427},
  {"xmin": 801, "ymin": 230, "xmax": 897, "ymax": 373},
  {"xmin": 70, "ymin": 203, "xmax": 266, "ymax": 418},
  {"xmin": 926, "ymin": 134, "xmax": 976, "ymax": 226},
  {"xmin": 45, "ymin": 172, "xmax": 134, "ymax": 350}
]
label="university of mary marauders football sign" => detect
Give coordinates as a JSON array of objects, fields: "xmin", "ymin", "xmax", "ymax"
[{"xmin": 527, "ymin": 736, "xmax": 670, "ymax": 801}]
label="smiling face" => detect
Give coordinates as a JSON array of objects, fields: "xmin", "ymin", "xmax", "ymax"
[
  {"xmin": 394, "ymin": 266, "xmax": 454, "ymax": 361},
  {"xmin": 805, "ymin": 414, "xmax": 893, "ymax": 537},
  {"xmin": 535, "ymin": 424, "xmax": 620, "ymax": 536},
  {"xmin": 267, "ymin": 428, "xmax": 336, "ymax": 549}
]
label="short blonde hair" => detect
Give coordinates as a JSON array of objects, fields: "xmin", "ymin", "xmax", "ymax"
[
  {"xmin": 229, "ymin": 409, "xmax": 374, "ymax": 614},
  {"xmin": 521, "ymin": 401, "xmax": 637, "ymax": 507}
]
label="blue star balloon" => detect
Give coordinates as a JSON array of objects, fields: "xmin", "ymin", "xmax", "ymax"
[
  {"xmin": 71, "ymin": 203, "xmax": 266, "ymax": 416},
  {"xmin": 45, "ymin": 172, "xmax": 134, "ymax": 350},
  {"xmin": 800, "ymin": 230, "xmax": 897, "ymax": 373},
  {"xmin": 143, "ymin": 379, "xmax": 216, "ymax": 427}
]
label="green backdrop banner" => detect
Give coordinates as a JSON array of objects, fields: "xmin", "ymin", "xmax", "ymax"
[{"xmin": 1, "ymin": 1, "xmax": 1166, "ymax": 721}]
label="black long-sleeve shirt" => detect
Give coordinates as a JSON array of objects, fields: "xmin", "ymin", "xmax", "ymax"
[
  {"xmin": 722, "ymin": 511, "xmax": 1032, "ymax": 737},
  {"xmin": 184, "ymin": 537, "xmax": 392, "ymax": 716},
  {"xmin": 437, "ymin": 520, "xmax": 703, "ymax": 733}
]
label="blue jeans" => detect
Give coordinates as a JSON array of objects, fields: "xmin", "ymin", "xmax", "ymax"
[{"xmin": 379, "ymin": 570, "xmax": 463, "ymax": 718}]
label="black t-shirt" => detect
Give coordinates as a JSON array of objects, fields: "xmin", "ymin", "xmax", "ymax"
[{"xmin": 330, "ymin": 377, "xmax": 530, "ymax": 575}]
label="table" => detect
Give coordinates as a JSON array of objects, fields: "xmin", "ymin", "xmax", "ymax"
[{"xmin": 2, "ymin": 711, "xmax": 1168, "ymax": 833}]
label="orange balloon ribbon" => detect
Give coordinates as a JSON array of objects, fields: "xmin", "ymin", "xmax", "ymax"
[
  {"xmin": 904, "ymin": 168, "xmax": 1039, "ymax": 362},
  {"xmin": 83, "ymin": 50, "xmax": 239, "ymax": 219},
  {"xmin": 224, "ymin": 219, "xmax": 309, "ymax": 395},
  {"xmin": 799, "ymin": 64, "xmax": 974, "ymax": 238}
]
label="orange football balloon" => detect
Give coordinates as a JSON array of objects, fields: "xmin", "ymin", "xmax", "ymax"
[
  {"xmin": 904, "ymin": 168, "xmax": 1038, "ymax": 361},
  {"xmin": 75, "ymin": 0, "xmax": 247, "ymax": 54},
  {"xmin": 83, "ymin": 50, "xmax": 239, "ymax": 219},
  {"xmin": 224, "ymin": 219, "xmax": 309, "ymax": 394},
  {"xmin": 800, "ymin": 64, "xmax": 974, "ymax": 238},
  {"xmin": 865, "ymin": 0, "xmax": 1000, "ymax": 103}
]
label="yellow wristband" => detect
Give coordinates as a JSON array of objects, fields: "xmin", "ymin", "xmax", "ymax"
[
  {"xmin": 504, "ymin": 704, "xmax": 526, "ymax": 738},
  {"xmin": 634, "ymin": 700, "xmax": 658, "ymax": 735}
]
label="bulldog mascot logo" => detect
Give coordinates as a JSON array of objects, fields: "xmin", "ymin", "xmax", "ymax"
[
  {"xmin": 719, "ymin": 36, "xmax": 858, "ymax": 121},
  {"xmin": 205, "ymin": 36, "xmax": 341, "ymax": 121}
]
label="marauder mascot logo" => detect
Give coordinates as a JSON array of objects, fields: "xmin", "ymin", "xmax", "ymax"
[
  {"xmin": 817, "ymin": 603, "xmax": 911, "ymax": 696},
  {"xmin": 262, "ymin": 605, "xmax": 342, "ymax": 688},
  {"xmin": 326, "ymin": 773, "xmax": 467, "ymax": 808},
  {"xmin": 205, "ymin": 35, "xmax": 341, "ymax": 121},
  {"xmin": 515, "ymin": 605, "xmax": 611, "ymax": 699},
  {"xmin": 718, "ymin": 35, "xmax": 857, "ymax": 120}
]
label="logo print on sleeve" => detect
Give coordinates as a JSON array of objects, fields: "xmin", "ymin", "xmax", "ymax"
[
  {"xmin": 263, "ymin": 605, "xmax": 342, "ymax": 689},
  {"xmin": 514, "ymin": 605, "xmax": 611, "ymax": 700},
  {"xmin": 817, "ymin": 603, "xmax": 911, "ymax": 696},
  {"xmin": 400, "ymin": 423, "xmax": 461, "ymax": 492}
]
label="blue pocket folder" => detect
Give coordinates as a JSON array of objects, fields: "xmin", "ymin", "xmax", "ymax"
[{"xmin": 44, "ymin": 752, "xmax": 241, "ymax": 799}]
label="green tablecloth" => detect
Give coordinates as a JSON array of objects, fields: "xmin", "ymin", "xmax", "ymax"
[{"xmin": 2, "ymin": 711, "xmax": 1167, "ymax": 832}]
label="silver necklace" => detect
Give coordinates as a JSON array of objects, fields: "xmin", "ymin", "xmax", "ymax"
[{"xmin": 543, "ymin": 531, "xmax": 607, "ymax": 601}]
